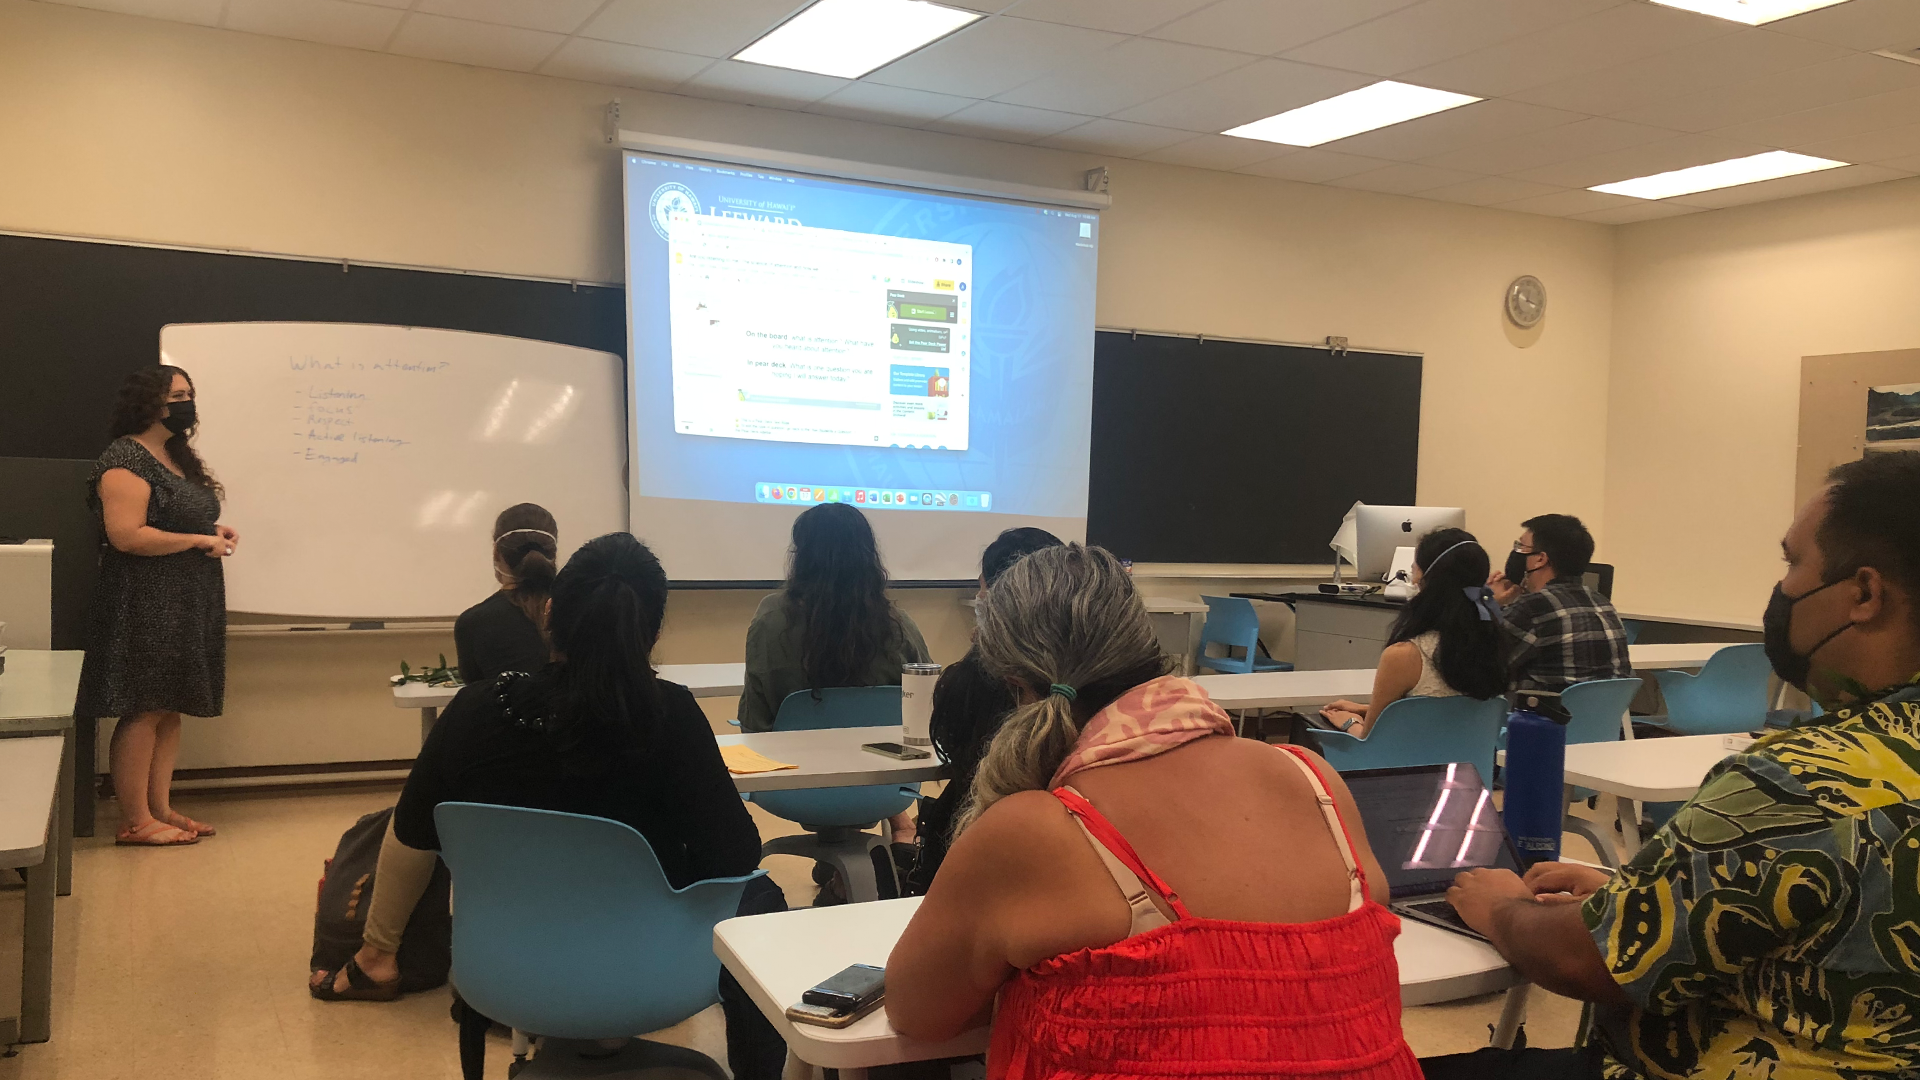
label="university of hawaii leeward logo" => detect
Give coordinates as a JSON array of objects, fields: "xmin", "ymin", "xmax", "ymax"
[{"xmin": 649, "ymin": 182, "xmax": 700, "ymax": 240}]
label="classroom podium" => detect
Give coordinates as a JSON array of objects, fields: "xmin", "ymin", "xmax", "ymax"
[{"xmin": 1235, "ymin": 592, "xmax": 1403, "ymax": 671}]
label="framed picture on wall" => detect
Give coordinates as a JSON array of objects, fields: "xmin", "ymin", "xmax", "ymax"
[{"xmin": 1867, "ymin": 382, "xmax": 1920, "ymax": 452}]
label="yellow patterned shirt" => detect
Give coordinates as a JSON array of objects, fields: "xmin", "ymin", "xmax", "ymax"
[{"xmin": 1583, "ymin": 675, "xmax": 1920, "ymax": 1080}]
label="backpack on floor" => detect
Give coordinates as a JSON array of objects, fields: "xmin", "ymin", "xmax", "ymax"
[{"xmin": 309, "ymin": 806, "xmax": 452, "ymax": 993}]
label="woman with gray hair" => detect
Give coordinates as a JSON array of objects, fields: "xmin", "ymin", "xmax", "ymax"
[{"xmin": 886, "ymin": 544, "xmax": 1419, "ymax": 1080}]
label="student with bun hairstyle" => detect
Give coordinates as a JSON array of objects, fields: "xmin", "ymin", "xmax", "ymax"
[
  {"xmin": 312, "ymin": 503, "xmax": 562, "ymax": 1003},
  {"xmin": 454, "ymin": 503, "xmax": 559, "ymax": 685},
  {"xmin": 1319, "ymin": 527, "xmax": 1510, "ymax": 735}
]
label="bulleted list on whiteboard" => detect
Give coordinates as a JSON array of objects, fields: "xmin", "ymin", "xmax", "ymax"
[{"xmin": 666, "ymin": 213, "xmax": 971, "ymax": 451}]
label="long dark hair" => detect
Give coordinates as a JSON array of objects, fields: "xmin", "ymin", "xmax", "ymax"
[
  {"xmin": 786, "ymin": 503, "xmax": 898, "ymax": 691},
  {"xmin": 543, "ymin": 533, "xmax": 669, "ymax": 771},
  {"xmin": 109, "ymin": 365, "xmax": 221, "ymax": 496},
  {"xmin": 493, "ymin": 503, "xmax": 558, "ymax": 628},
  {"xmin": 1386, "ymin": 528, "xmax": 1507, "ymax": 701}
]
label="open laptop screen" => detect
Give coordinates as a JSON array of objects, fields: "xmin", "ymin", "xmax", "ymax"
[{"xmin": 1340, "ymin": 762, "xmax": 1523, "ymax": 900}]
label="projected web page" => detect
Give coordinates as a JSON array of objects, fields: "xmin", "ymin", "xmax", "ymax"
[
  {"xmin": 623, "ymin": 150, "xmax": 1099, "ymax": 580},
  {"xmin": 667, "ymin": 214, "xmax": 972, "ymax": 450}
]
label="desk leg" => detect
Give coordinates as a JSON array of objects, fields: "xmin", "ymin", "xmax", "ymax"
[
  {"xmin": 56, "ymin": 730, "xmax": 73, "ymax": 897},
  {"xmin": 1185, "ymin": 611, "xmax": 1204, "ymax": 678},
  {"xmin": 1615, "ymin": 794, "xmax": 1642, "ymax": 856},
  {"xmin": 1491, "ymin": 983, "xmax": 1531, "ymax": 1049},
  {"xmin": 21, "ymin": 842, "xmax": 56, "ymax": 1043},
  {"xmin": 74, "ymin": 716, "xmax": 96, "ymax": 839},
  {"xmin": 420, "ymin": 706, "xmax": 437, "ymax": 747}
]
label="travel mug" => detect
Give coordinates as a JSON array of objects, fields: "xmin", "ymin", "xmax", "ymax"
[{"xmin": 902, "ymin": 662, "xmax": 941, "ymax": 746}]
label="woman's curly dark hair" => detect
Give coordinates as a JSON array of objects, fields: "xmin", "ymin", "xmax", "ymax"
[{"xmin": 109, "ymin": 365, "xmax": 221, "ymax": 497}]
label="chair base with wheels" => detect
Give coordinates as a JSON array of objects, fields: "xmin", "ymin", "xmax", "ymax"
[
  {"xmin": 513, "ymin": 1037, "xmax": 730, "ymax": 1080},
  {"xmin": 761, "ymin": 821, "xmax": 902, "ymax": 904}
]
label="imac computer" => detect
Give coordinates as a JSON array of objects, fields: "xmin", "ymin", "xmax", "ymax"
[{"xmin": 1329, "ymin": 503, "xmax": 1467, "ymax": 585}]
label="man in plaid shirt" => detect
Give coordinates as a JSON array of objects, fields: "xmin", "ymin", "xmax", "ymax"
[{"xmin": 1491, "ymin": 513, "xmax": 1632, "ymax": 697}]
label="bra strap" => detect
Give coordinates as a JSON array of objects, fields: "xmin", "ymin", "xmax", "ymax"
[
  {"xmin": 1276, "ymin": 745, "xmax": 1369, "ymax": 912},
  {"xmin": 1051, "ymin": 787, "xmax": 1187, "ymax": 928}
]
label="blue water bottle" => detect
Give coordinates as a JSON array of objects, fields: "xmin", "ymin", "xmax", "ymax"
[{"xmin": 1502, "ymin": 704, "xmax": 1567, "ymax": 866}]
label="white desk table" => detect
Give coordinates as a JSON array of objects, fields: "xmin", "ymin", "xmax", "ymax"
[
  {"xmin": 715, "ymin": 898, "xmax": 1520, "ymax": 1076},
  {"xmin": 1627, "ymin": 643, "xmax": 1745, "ymax": 671},
  {"xmin": 0, "ymin": 649, "xmax": 80, "ymax": 889},
  {"xmin": 0, "ymin": 735, "xmax": 64, "ymax": 1046},
  {"xmin": 1501, "ymin": 733, "xmax": 1735, "ymax": 858},
  {"xmin": 717, "ymin": 726, "xmax": 948, "ymax": 793},
  {"xmin": 391, "ymin": 662, "xmax": 748, "ymax": 744},
  {"xmin": 1191, "ymin": 668, "xmax": 1376, "ymax": 711}
]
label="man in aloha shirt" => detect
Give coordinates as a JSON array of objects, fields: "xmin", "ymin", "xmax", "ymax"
[{"xmin": 1436, "ymin": 450, "xmax": 1920, "ymax": 1080}]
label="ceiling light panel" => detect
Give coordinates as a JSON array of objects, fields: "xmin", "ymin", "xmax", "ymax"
[
  {"xmin": 1589, "ymin": 149, "xmax": 1847, "ymax": 198},
  {"xmin": 1644, "ymin": 0, "xmax": 1858, "ymax": 26},
  {"xmin": 1222, "ymin": 81, "xmax": 1481, "ymax": 147},
  {"xmin": 734, "ymin": 0, "xmax": 984, "ymax": 79}
]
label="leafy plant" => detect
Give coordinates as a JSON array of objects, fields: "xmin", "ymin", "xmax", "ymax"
[{"xmin": 391, "ymin": 654, "xmax": 462, "ymax": 687}]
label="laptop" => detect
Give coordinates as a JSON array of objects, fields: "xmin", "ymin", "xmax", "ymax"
[{"xmin": 1341, "ymin": 762, "xmax": 1525, "ymax": 941}]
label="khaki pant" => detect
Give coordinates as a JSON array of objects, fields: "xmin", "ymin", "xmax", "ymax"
[{"xmin": 361, "ymin": 818, "xmax": 439, "ymax": 953}]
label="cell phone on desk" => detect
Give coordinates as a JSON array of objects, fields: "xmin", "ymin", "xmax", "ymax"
[
  {"xmin": 786, "ymin": 997, "xmax": 884, "ymax": 1028},
  {"xmin": 862, "ymin": 742, "xmax": 930, "ymax": 760},
  {"xmin": 804, "ymin": 963, "xmax": 886, "ymax": 1011}
]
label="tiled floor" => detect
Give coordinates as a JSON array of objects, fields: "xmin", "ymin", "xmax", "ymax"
[{"xmin": 0, "ymin": 787, "xmax": 1587, "ymax": 1079}]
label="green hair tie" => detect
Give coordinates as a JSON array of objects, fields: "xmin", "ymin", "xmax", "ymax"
[{"xmin": 1048, "ymin": 683, "xmax": 1077, "ymax": 701}]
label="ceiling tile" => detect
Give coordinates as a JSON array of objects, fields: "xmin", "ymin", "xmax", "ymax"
[
  {"xmin": 1406, "ymin": 2, "xmax": 1742, "ymax": 99},
  {"xmin": 1571, "ymin": 201, "xmax": 1708, "ymax": 224},
  {"xmin": 1035, "ymin": 118, "xmax": 1197, "ymax": 155},
  {"xmin": 1317, "ymin": 98, "xmax": 1585, "ymax": 162},
  {"xmin": 387, "ymin": 13, "xmax": 563, "ymax": 71},
  {"xmin": 805, "ymin": 82, "xmax": 974, "ymax": 125},
  {"xmin": 1792, "ymin": 120, "xmax": 1920, "ymax": 164},
  {"xmin": 1712, "ymin": 85, "xmax": 1920, "ymax": 148},
  {"xmin": 1002, "ymin": 0, "xmax": 1216, "ymax": 36},
  {"xmin": 1492, "ymin": 187, "xmax": 1640, "ymax": 217},
  {"xmin": 1666, "ymin": 162, "xmax": 1909, "ymax": 208},
  {"xmin": 1146, "ymin": 0, "xmax": 1423, "ymax": 56},
  {"xmin": 1108, "ymin": 58, "xmax": 1373, "ymax": 133},
  {"xmin": 413, "ymin": 0, "xmax": 604, "ymax": 34},
  {"xmin": 866, "ymin": 16, "xmax": 1125, "ymax": 99},
  {"xmin": 1612, "ymin": 53, "xmax": 1920, "ymax": 133},
  {"xmin": 1279, "ymin": 0, "xmax": 1620, "ymax": 79},
  {"xmin": 1507, "ymin": 30, "xmax": 1851, "ymax": 116},
  {"xmin": 41, "ymin": 0, "xmax": 223, "ymax": 25},
  {"xmin": 537, "ymin": 37, "xmax": 712, "ymax": 90},
  {"xmin": 923, "ymin": 99, "xmax": 1090, "ymax": 141},
  {"xmin": 678, "ymin": 59, "xmax": 850, "ymax": 108},
  {"xmin": 1235, "ymin": 148, "xmax": 1398, "ymax": 182},
  {"xmin": 994, "ymin": 36, "xmax": 1257, "ymax": 116},
  {"xmin": 1508, "ymin": 133, "xmax": 1773, "ymax": 188},
  {"xmin": 222, "ymin": 0, "xmax": 402, "ymax": 49},
  {"xmin": 1877, "ymin": 151, "xmax": 1920, "ymax": 173},
  {"xmin": 1325, "ymin": 162, "xmax": 1485, "ymax": 194},
  {"xmin": 1420, "ymin": 175, "xmax": 1563, "ymax": 205},
  {"xmin": 1139, "ymin": 133, "xmax": 1295, "ymax": 170},
  {"xmin": 1767, "ymin": 0, "xmax": 1920, "ymax": 51},
  {"xmin": 1418, "ymin": 117, "xmax": 1677, "ymax": 174},
  {"xmin": 579, "ymin": 0, "xmax": 802, "ymax": 59}
]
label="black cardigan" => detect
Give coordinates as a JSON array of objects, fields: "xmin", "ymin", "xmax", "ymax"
[
  {"xmin": 394, "ymin": 669, "xmax": 761, "ymax": 889},
  {"xmin": 905, "ymin": 650, "xmax": 1015, "ymax": 894}
]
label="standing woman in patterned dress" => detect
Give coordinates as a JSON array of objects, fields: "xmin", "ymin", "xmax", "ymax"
[{"xmin": 75, "ymin": 366, "xmax": 237, "ymax": 846}]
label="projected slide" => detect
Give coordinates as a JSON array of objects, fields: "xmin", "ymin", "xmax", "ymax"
[
  {"xmin": 667, "ymin": 213, "xmax": 972, "ymax": 450},
  {"xmin": 623, "ymin": 150, "xmax": 1099, "ymax": 580}
]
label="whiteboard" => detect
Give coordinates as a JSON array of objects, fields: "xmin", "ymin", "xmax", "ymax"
[{"xmin": 161, "ymin": 323, "xmax": 628, "ymax": 618}]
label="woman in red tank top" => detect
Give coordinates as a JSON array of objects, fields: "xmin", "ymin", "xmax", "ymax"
[{"xmin": 887, "ymin": 545, "xmax": 1420, "ymax": 1080}]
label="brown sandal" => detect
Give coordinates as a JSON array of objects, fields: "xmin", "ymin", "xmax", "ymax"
[{"xmin": 116, "ymin": 820, "xmax": 200, "ymax": 846}]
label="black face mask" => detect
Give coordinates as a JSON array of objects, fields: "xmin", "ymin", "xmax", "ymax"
[
  {"xmin": 162, "ymin": 400, "xmax": 196, "ymax": 435},
  {"xmin": 1504, "ymin": 548, "xmax": 1537, "ymax": 589},
  {"xmin": 1761, "ymin": 578, "xmax": 1855, "ymax": 692}
]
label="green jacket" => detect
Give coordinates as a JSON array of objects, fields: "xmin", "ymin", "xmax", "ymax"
[{"xmin": 738, "ymin": 590, "xmax": 931, "ymax": 733}]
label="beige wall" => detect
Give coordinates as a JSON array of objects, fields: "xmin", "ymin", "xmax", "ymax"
[
  {"xmin": 1605, "ymin": 177, "xmax": 1920, "ymax": 627},
  {"xmin": 2, "ymin": 0, "xmax": 1619, "ymax": 767}
]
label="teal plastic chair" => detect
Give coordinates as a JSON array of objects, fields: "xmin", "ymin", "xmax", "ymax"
[
  {"xmin": 1558, "ymin": 677, "xmax": 1644, "ymax": 868},
  {"xmin": 1621, "ymin": 619, "xmax": 1645, "ymax": 645},
  {"xmin": 1649, "ymin": 644, "xmax": 1771, "ymax": 735},
  {"xmin": 1301, "ymin": 696, "xmax": 1507, "ymax": 784},
  {"xmin": 1197, "ymin": 596, "xmax": 1291, "ymax": 674},
  {"xmin": 433, "ymin": 802, "xmax": 763, "ymax": 1078},
  {"xmin": 751, "ymin": 686, "xmax": 918, "ymax": 903}
]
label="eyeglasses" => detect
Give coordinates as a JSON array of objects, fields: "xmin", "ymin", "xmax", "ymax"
[{"xmin": 1511, "ymin": 543, "xmax": 1539, "ymax": 555}]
